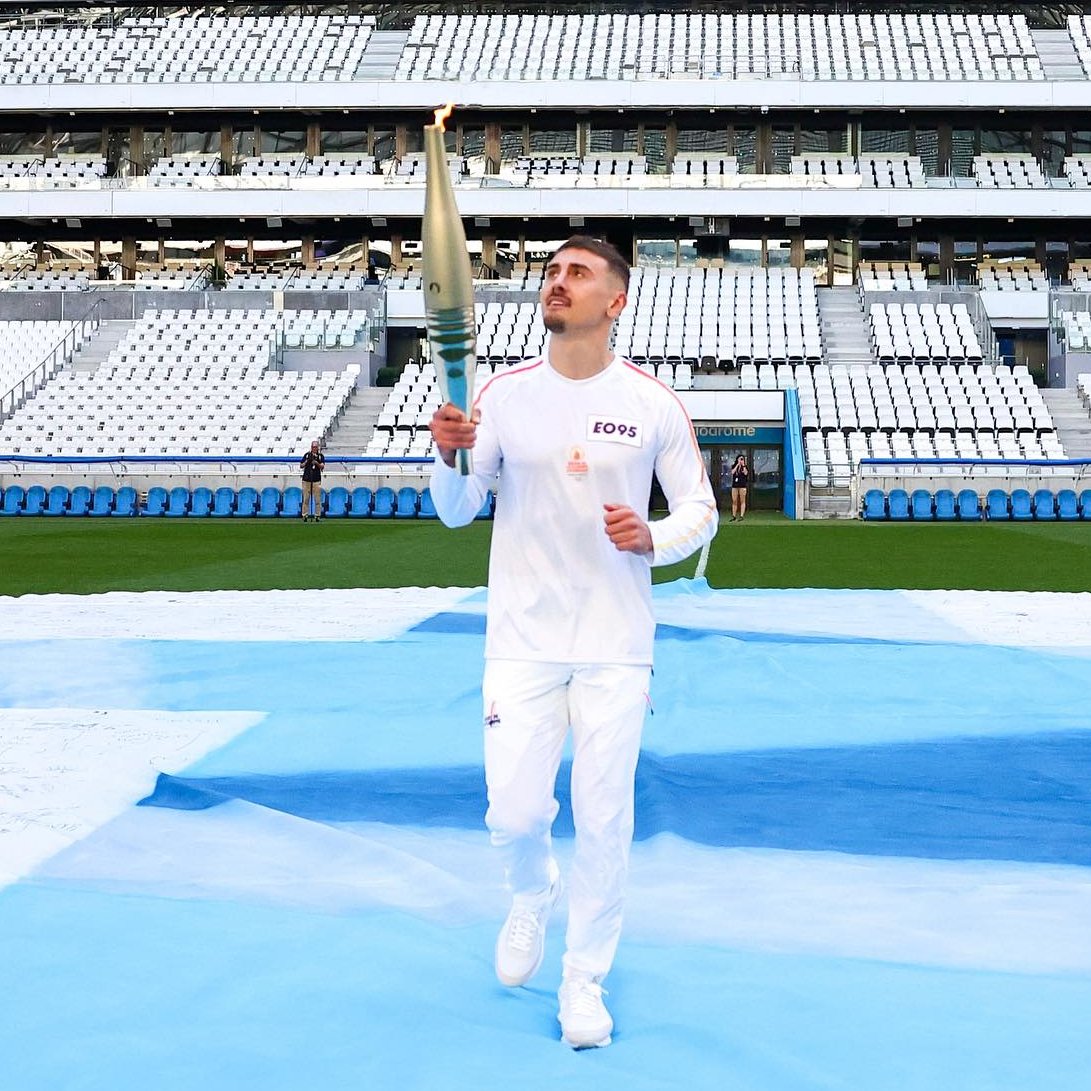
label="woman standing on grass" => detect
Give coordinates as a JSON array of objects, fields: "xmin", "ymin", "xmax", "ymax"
[{"xmin": 730, "ymin": 454, "xmax": 749, "ymax": 522}]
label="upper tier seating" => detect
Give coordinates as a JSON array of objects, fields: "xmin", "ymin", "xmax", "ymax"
[
  {"xmin": 304, "ymin": 155, "xmax": 377, "ymax": 177},
  {"xmin": 0, "ymin": 156, "xmax": 108, "ymax": 185},
  {"xmin": 671, "ymin": 155, "xmax": 739, "ymax": 178},
  {"xmin": 0, "ymin": 267, "xmax": 92, "ymax": 291},
  {"xmin": 476, "ymin": 301, "xmax": 547, "ymax": 363},
  {"xmin": 858, "ymin": 262, "xmax": 928, "ymax": 291},
  {"xmin": 869, "ymin": 303, "xmax": 983, "ymax": 364},
  {"xmin": 1068, "ymin": 262, "xmax": 1091, "ymax": 292},
  {"xmin": 1060, "ymin": 313, "xmax": 1091, "ymax": 350},
  {"xmin": 613, "ymin": 267, "xmax": 823, "ymax": 369},
  {"xmin": 394, "ymin": 153, "xmax": 468, "ymax": 182},
  {"xmin": 1069, "ymin": 16, "xmax": 1091, "ymax": 78},
  {"xmin": 972, "ymin": 154, "xmax": 1048, "ymax": 189},
  {"xmin": 0, "ymin": 15, "xmax": 376, "ymax": 84},
  {"xmin": 146, "ymin": 154, "xmax": 222, "ymax": 184},
  {"xmin": 395, "ymin": 13, "xmax": 1044, "ymax": 81},
  {"xmin": 1063, "ymin": 155, "xmax": 1091, "ymax": 188},
  {"xmin": 977, "ymin": 260, "xmax": 1048, "ymax": 292},
  {"xmin": 237, "ymin": 156, "xmax": 306, "ymax": 178}
]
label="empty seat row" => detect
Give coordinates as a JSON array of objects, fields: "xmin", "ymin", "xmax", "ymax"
[
  {"xmin": 396, "ymin": 12, "xmax": 1044, "ymax": 81},
  {"xmin": 0, "ymin": 482, "xmax": 497, "ymax": 520},
  {"xmin": 862, "ymin": 486, "xmax": 1091, "ymax": 521}
]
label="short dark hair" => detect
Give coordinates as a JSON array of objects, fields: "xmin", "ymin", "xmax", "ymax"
[{"xmin": 548, "ymin": 235, "xmax": 630, "ymax": 291}]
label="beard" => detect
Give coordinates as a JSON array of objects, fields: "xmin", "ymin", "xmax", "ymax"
[{"xmin": 543, "ymin": 312, "xmax": 567, "ymax": 333}]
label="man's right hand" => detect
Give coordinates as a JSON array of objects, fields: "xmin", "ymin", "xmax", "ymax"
[{"xmin": 429, "ymin": 403, "xmax": 479, "ymax": 468}]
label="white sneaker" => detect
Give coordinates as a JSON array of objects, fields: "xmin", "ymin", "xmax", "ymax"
[
  {"xmin": 494, "ymin": 873, "xmax": 563, "ymax": 987},
  {"xmin": 557, "ymin": 975, "xmax": 613, "ymax": 1049}
]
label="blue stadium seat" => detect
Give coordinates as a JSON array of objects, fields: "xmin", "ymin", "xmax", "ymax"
[
  {"xmin": 475, "ymin": 491, "xmax": 496, "ymax": 520},
  {"xmin": 395, "ymin": 486, "xmax": 419, "ymax": 518},
  {"xmin": 22, "ymin": 484, "xmax": 46, "ymax": 516},
  {"xmin": 189, "ymin": 487, "xmax": 213, "ymax": 517},
  {"xmin": 418, "ymin": 487, "xmax": 438, "ymax": 519},
  {"xmin": 886, "ymin": 488, "xmax": 910, "ymax": 521},
  {"xmin": 348, "ymin": 487, "xmax": 373, "ymax": 518},
  {"xmin": 257, "ymin": 487, "xmax": 281, "ymax": 518},
  {"xmin": 934, "ymin": 489, "xmax": 956, "ymax": 521},
  {"xmin": 210, "ymin": 487, "xmax": 235, "ymax": 517},
  {"xmin": 372, "ymin": 486, "xmax": 396, "ymax": 518},
  {"xmin": 861, "ymin": 489, "xmax": 886, "ymax": 520},
  {"xmin": 910, "ymin": 489, "xmax": 934, "ymax": 520},
  {"xmin": 1010, "ymin": 489, "xmax": 1032, "ymax": 521},
  {"xmin": 142, "ymin": 486, "xmax": 168, "ymax": 517},
  {"xmin": 1077, "ymin": 489, "xmax": 1091, "ymax": 520},
  {"xmin": 1057, "ymin": 489, "xmax": 1079, "ymax": 521},
  {"xmin": 956, "ymin": 489, "xmax": 981, "ymax": 521},
  {"xmin": 325, "ymin": 486, "xmax": 349, "ymax": 518},
  {"xmin": 235, "ymin": 487, "xmax": 259, "ymax": 517},
  {"xmin": 0, "ymin": 485, "xmax": 23, "ymax": 516},
  {"xmin": 66, "ymin": 485, "xmax": 92, "ymax": 517},
  {"xmin": 112, "ymin": 486, "xmax": 138, "ymax": 517},
  {"xmin": 89, "ymin": 486, "xmax": 115, "ymax": 516},
  {"xmin": 1032, "ymin": 488, "xmax": 1057, "ymax": 521},
  {"xmin": 280, "ymin": 486, "xmax": 303, "ymax": 518},
  {"xmin": 42, "ymin": 485, "xmax": 70, "ymax": 516},
  {"xmin": 165, "ymin": 486, "xmax": 190, "ymax": 517},
  {"xmin": 985, "ymin": 489, "xmax": 1010, "ymax": 520}
]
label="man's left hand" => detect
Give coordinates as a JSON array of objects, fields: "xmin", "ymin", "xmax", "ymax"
[{"xmin": 603, "ymin": 503, "xmax": 653, "ymax": 556}]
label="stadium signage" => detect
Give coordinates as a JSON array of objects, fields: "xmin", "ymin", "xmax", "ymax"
[{"xmin": 693, "ymin": 426, "xmax": 783, "ymax": 445}]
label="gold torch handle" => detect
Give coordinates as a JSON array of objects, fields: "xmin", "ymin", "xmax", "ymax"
[{"xmin": 422, "ymin": 111, "xmax": 477, "ymax": 476}]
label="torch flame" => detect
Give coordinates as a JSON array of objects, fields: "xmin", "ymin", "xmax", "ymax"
[{"xmin": 433, "ymin": 102, "xmax": 455, "ymax": 131}]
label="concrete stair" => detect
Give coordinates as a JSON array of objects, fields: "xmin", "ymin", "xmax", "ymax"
[
  {"xmin": 323, "ymin": 387, "xmax": 391, "ymax": 455},
  {"xmin": 817, "ymin": 286, "xmax": 873, "ymax": 369},
  {"xmin": 1030, "ymin": 29, "xmax": 1086, "ymax": 81},
  {"xmin": 69, "ymin": 319, "xmax": 138, "ymax": 372},
  {"xmin": 355, "ymin": 31, "xmax": 408, "ymax": 80},
  {"xmin": 1042, "ymin": 388, "xmax": 1091, "ymax": 458}
]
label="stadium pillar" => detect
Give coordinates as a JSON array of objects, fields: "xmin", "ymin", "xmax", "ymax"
[
  {"xmin": 484, "ymin": 123, "xmax": 501, "ymax": 173},
  {"xmin": 214, "ymin": 239, "xmax": 226, "ymax": 276},
  {"xmin": 939, "ymin": 237, "xmax": 954, "ymax": 282},
  {"xmin": 131, "ymin": 125, "xmax": 145, "ymax": 175},
  {"xmin": 302, "ymin": 237, "xmax": 315, "ymax": 266},
  {"xmin": 121, "ymin": 237, "xmax": 136, "ymax": 281},
  {"xmin": 482, "ymin": 236, "xmax": 497, "ymax": 273},
  {"xmin": 790, "ymin": 234, "xmax": 804, "ymax": 269}
]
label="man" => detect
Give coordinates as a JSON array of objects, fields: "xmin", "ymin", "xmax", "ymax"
[
  {"xmin": 429, "ymin": 236, "xmax": 717, "ymax": 1049},
  {"xmin": 299, "ymin": 439, "xmax": 325, "ymax": 522}
]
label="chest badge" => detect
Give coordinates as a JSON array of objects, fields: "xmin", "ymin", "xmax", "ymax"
[
  {"xmin": 566, "ymin": 445, "xmax": 589, "ymax": 478},
  {"xmin": 587, "ymin": 415, "xmax": 643, "ymax": 447}
]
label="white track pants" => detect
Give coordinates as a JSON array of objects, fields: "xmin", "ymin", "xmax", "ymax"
[{"xmin": 481, "ymin": 659, "xmax": 651, "ymax": 981}]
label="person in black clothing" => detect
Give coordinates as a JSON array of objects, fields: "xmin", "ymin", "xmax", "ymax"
[
  {"xmin": 299, "ymin": 440, "xmax": 325, "ymax": 522},
  {"xmin": 730, "ymin": 453, "xmax": 749, "ymax": 522}
]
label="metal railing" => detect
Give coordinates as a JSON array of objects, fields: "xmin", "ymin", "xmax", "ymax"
[{"xmin": 0, "ymin": 300, "xmax": 102, "ymax": 422}]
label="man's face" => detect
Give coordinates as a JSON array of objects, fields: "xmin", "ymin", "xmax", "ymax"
[
  {"xmin": 540, "ymin": 248, "xmax": 627, "ymax": 335},
  {"xmin": 310, "ymin": 443, "xmax": 319, "ymax": 453}
]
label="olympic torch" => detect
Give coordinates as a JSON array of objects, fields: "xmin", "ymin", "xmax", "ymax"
[{"xmin": 423, "ymin": 103, "xmax": 476, "ymax": 475}]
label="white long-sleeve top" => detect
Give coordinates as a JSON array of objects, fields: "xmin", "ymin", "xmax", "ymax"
[{"xmin": 430, "ymin": 354, "xmax": 718, "ymax": 666}]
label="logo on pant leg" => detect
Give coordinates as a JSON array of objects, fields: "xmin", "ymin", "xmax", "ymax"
[{"xmin": 485, "ymin": 702, "xmax": 501, "ymax": 728}]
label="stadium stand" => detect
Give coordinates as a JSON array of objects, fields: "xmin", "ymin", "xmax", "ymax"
[{"xmin": 1, "ymin": 3, "xmax": 1091, "ymax": 522}]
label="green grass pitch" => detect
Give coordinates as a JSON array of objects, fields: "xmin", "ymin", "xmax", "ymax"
[{"xmin": 1, "ymin": 514, "xmax": 1089, "ymax": 596}]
